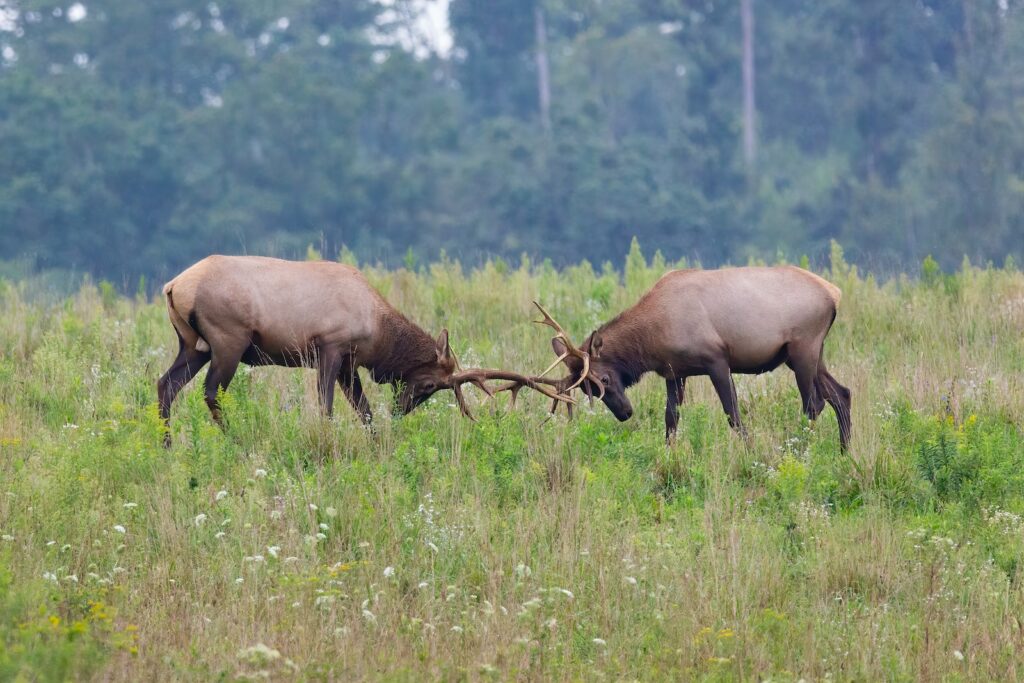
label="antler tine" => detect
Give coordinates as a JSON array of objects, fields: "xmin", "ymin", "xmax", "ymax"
[
  {"xmin": 536, "ymin": 352, "xmax": 570, "ymax": 379},
  {"xmin": 532, "ymin": 301, "xmax": 569, "ymax": 338},
  {"xmin": 532, "ymin": 301, "xmax": 588, "ymax": 356},
  {"xmin": 565, "ymin": 353, "xmax": 590, "ymax": 392},
  {"xmin": 450, "ymin": 369, "xmax": 576, "ymax": 408},
  {"xmin": 451, "ymin": 383, "xmax": 476, "ymax": 421}
]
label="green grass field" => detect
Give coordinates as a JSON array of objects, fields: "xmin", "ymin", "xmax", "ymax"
[{"xmin": 2, "ymin": 244, "xmax": 1024, "ymax": 681}]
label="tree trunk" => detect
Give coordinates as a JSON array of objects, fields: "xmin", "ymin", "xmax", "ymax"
[
  {"xmin": 535, "ymin": 4, "xmax": 552, "ymax": 133},
  {"xmin": 740, "ymin": 0, "xmax": 756, "ymax": 167}
]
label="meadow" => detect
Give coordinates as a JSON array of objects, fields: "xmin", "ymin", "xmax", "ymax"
[{"xmin": 2, "ymin": 243, "xmax": 1024, "ymax": 681}]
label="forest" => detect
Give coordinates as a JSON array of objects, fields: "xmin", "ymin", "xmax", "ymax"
[{"xmin": 1, "ymin": 1, "xmax": 1023, "ymax": 283}]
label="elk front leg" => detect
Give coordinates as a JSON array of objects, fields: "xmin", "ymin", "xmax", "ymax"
[
  {"xmin": 708, "ymin": 360, "xmax": 745, "ymax": 436},
  {"xmin": 337, "ymin": 359, "xmax": 372, "ymax": 424},
  {"xmin": 316, "ymin": 347, "xmax": 345, "ymax": 417},
  {"xmin": 664, "ymin": 376, "xmax": 686, "ymax": 443}
]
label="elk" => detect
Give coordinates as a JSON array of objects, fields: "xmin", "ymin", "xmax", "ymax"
[
  {"xmin": 157, "ymin": 255, "xmax": 569, "ymax": 445},
  {"xmin": 523, "ymin": 266, "xmax": 852, "ymax": 449}
]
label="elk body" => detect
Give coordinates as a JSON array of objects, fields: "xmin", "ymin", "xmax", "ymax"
[
  {"xmin": 532, "ymin": 266, "xmax": 852, "ymax": 449},
  {"xmin": 157, "ymin": 255, "xmax": 566, "ymax": 445}
]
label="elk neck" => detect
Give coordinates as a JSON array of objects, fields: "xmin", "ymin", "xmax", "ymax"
[
  {"xmin": 365, "ymin": 308, "xmax": 439, "ymax": 383},
  {"xmin": 593, "ymin": 310, "xmax": 659, "ymax": 389}
]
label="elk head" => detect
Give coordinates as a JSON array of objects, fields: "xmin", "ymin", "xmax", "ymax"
[
  {"xmin": 397, "ymin": 329, "xmax": 575, "ymax": 418},
  {"xmin": 517, "ymin": 302, "xmax": 634, "ymax": 421}
]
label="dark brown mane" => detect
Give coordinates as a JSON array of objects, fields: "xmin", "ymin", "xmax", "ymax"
[
  {"xmin": 592, "ymin": 321, "xmax": 653, "ymax": 389},
  {"xmin": 368, "ymin": 308, "xmax": 439, "ymax": 383}
]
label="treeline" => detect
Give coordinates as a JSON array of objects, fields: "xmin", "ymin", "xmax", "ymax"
[{"xmin": 1, "ymin": 0, "xmax": 1022, "ymax": 283}]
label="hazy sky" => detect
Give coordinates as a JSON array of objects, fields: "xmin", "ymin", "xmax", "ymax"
[{"xmin": 0, "ymin": 1, "xmax": 452, "ymax": 57}]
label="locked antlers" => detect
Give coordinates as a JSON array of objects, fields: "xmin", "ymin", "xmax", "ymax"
[
  {"xmin": 445, "ymin": 302, "xmax": 605, "ymax": 420},
  {"xmin": 446, "ymin": 368, "xmax": 575, "ymax": 420},
  {"xmin": 493, "ymin": 302, "xmax": 605, "ymax": 417}
]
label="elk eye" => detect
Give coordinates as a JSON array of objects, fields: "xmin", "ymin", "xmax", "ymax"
[{"xmin": 601, "ymin": 375, "xmax": 610, "ymax": 386}]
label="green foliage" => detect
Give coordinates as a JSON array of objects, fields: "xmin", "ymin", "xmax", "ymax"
[
  {"xmin": 3, "ymin": 1, "xmax": 1023, "ymax": 282},
  {"xmin": 2, "ymin": 254, "xmax": 1024, "ymax": 680}
]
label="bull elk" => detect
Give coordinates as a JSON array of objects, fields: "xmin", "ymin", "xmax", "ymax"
[
  {"xmin": 523, "ymin": 266, "xmax": 852, "ymax": 450},
  {"xmin": 157, "ymin": 255, "xmax": 569, "ymax": 445}
]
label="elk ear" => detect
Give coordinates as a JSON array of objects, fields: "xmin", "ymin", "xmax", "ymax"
[
  {"xmin": 435, "ymin": 329, "xmax": 451, "ymax": 362},
  {"xmin": 551, "ymin": 337, "xmax": 568, "ymax": 357},
  {"xmin": 589, "ymin": 331, "xmax": 603, "ymax": 359}
]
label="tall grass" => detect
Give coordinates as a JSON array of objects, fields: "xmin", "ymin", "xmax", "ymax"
[{"xmin": 1, "ymin": 245, "xmax": 1023, "ymax": 680}]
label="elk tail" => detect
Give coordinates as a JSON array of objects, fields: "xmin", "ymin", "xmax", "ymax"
[{"xmin": 163, "ymin": 282, "xmax": 210, "ymax": 352}]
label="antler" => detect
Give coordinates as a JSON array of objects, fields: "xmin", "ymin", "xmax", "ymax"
[
  {"xmin": 531, "ymin": 301, "xmax": 605, "ymax": 400},
  {"xmin": 447, "ymin": 368, "xmax": 576, "ymax": 420}
]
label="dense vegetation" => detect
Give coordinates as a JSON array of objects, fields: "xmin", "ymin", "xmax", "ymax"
[
  {"xmin": 3, "ymin": 1, "xmax": 1024, "ymax": 283},
  {"xmin": 1, "ymin": 247, "xmax": 1024, "ymax": 679}
]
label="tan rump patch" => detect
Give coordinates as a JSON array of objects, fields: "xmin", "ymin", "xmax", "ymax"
[{"xmin": 195, "ymin": 338, "xmax": 211, "ymax": 353}]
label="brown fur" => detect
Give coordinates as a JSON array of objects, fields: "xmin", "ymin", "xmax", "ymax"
[
  {"xmin": 549, "ymin": 266, "xmax": 852, "ymax": 450},
  {"xmin": 157, "ymin": 256, "xmax": 458, "ymax": 445}
]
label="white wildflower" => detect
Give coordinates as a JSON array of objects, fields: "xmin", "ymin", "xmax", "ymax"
[
  {"xmin": 514, "ymin": 563, "xmax": 532, "ymax": 579},
  {"xmin": 624, "ymin": 576, "xmax": 637, "ymax": 585},
  {"xmin": 284, "ymin": 556, "xmax": 299, "ymax": 564},
  {"xmin": 123, "ymin": 502, "xmax": 137, "ymax": 509},
  {"xmin": 1, "ymin": 535, "xmax": 13, "ymax": 541},
  {"xmin": 451, "ymin": 625, "xmax": 463, "ymax": 633},
  {"xmin": 308, "ymin": 503, "xmax": 318, "ymax": 512},
  {"xmin": 43, "ymin": 571, "xmax": 57, "ymax": 582},
  {"xmin": 318, "ymin": 523, "xmax": 329, "ymax": 531},
  {"xmin": 267, "ymin": 546, "xmax": 280, "ymax": 558},
  {"xmin": 235, "ymin": 577, "xmax": 244, "ymax": 584},
  {"xmin": 593, "ymin": 637, "xmax": 607, "ymax": 646},
  {"xmin": 418, "ymin": 581, "xmax": 429, "ymax": 589},
  {"xmin": 113, "ymin": 525, "xmax": 126, "ymax": 534},
  {"xmin": 383, "ymin": 566, "xmax": 395, "ymax": 578},
  {"xmin": 555, "ymin": 587, "xmax": 574, "ymax": 600},
  {"xmin": 194, "ymin": 513, "xmax": 207, "ymax": 527},
  {"xmin": 954, "ymin": 650, "xmax": 965, "ymax": 661},
  {"xmin": 325, "ymin": 506, "xmax": 338, "ymax": 518},
  {"xmin": 362, "ymin": 609, "xmax": 376, "ymax": 623},
  {"xmin": 316, "ymin": 533, "xmax": 327, "ymax": 541},
  {"xmin": 64, "ymin": 574, "xmax": 78, "ymax": 583},
  {"xmin": 215, "ymin": 531, "xmax": 226, "ymax": 539},
  {"xmin": 215, "ymin": 490, "xmax": 228, "ymax": 501},
  {"xmin": 237, "ymin": 643, "xmax": 281, "ymax": 665}
]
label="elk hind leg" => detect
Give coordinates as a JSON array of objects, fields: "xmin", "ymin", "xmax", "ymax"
[
  {"xmin": 158, "ymin": 334, "xmax": 211, "ymax": 445},
  {"xmin": 204, "ymin": 345, "xmax": 245, "ymax": 425},
  {"xmin": 786, "ymin": 344, "xmax": 826, "ymax": 421},
  {"xmin": 816, "ymin": 364, "xmax": 852, "ymax": 451}
]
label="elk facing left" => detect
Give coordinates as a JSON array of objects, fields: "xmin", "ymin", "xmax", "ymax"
[{"xmin": 157, "ymin": 255, "xmax": 569, "ymax": 446}]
